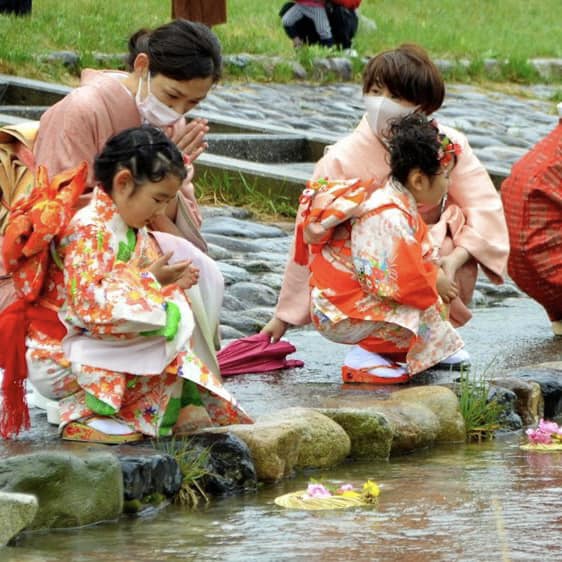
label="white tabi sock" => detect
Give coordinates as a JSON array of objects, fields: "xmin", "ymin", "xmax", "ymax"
[
  {"xmin": 86, "ymin": 418, "xmax": 135, "ymax": 435},
  {"xmin": 344, "ymin": 346, "xmax": 407, "ymax": 378},
  {"xmin": 439, "ymin": 348, "xmax": 471, "ymax": 365}
]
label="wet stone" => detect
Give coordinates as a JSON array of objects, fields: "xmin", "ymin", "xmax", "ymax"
[
  {"xmin": 470, "ymin": 289, "xmax": 489, "ymax": 307},
  {"xmin": 488, "ymin": 386, "xmax": 523, "ymax": 431},
  {"xmin": 222, "ymin": 293, "xmax": 245, "ymax": 312},
  {"xmin": 207, "ymin": 243, "xmax": 232, "ymax": 261},
  {"xmin": 240, "ymin": 307, "xmax": 276, "ymax": 326},
  {"xmin": 228, "ymin": 282, "xmax": 279, "ymax": 307},
  {"xmin": 202, "ymin": 233, "xmax": 262, "ymax": 254},
  {"xmin": 202, "ymin": 216, "xmax": 287, "ymax": 239},
  {"xmin": 255, "ymin": 272, "xmax": 284, "ymax": 291},
  {"xmin": 476, "ymin": 280, "xmax": 524, "ymax": 299},
  {"xmin": 220, "ymin": 324, "xmax": 246, "ymax": 340},
  {"xmin": 186, "ymin": 433, "xmax": 258, "ymax": 496},
  {"xmin": 201, "ymin": 205, "xmax": 253, "ymax": 220},
  {"xmin": 217, "ymin": 262, "xmax": 252, "ymax": 285},
  {"xmin": 258, "ymin": 237, "xmax": 293, "ymax": 254},
  {"xmin": 225, "ymin": 258, "xmax": 285, "ymax": 274},
  {"xmin": 219, "ymin": 311, "xmax": 265, "ymax": 334},
  {"xmin": 510, "ymin": 368, "xmax": 562, "ymax": 419},
  {"xmin": 118, "ymin": 451, "xmax": 182, "ymax": 502},
  {"xmin": 0, "ymin": 492, "xmax": 38, "ymax": 546}
]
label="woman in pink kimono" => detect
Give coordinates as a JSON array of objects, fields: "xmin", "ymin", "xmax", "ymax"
[
  {"xmin": 263, "ymin": 43, "xmax": 509, "ymax": 369},
  {"xmin": 2, "ymin": 126, "xmax": 250, "ymax": 443},
  {"xmin": 301, "ymin": 114, "xmax": 466, "ymax": 383},
  {"xmin": 23, "ymin": 19, "xmax": 224, "ymax": 381}
]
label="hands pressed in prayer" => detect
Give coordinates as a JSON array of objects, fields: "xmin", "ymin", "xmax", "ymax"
[{"xmin": 167, "ymin": 117, "xmax": 209, "ymax": 164}]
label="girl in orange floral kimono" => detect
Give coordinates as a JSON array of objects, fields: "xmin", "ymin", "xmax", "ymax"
[
  {"xmin": 1, "ymin": 126, "xmax": 251, "ymax": 442},
  {"xmin": 302, "ymin": 114, "xmax": 467, "ymax": 383}
]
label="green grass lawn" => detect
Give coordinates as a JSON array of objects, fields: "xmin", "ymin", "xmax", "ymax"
[{"xmin": 0, "ymin": 0, "xmax": 560, "ymax": 85}]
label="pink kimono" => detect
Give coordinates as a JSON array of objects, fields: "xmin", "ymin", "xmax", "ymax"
[
  {"xmin": 276, "ymin": 116, "xmax": 509, "ymax": 328},
  {"xmin": 29, "ymin": 69, "xmax": 222, "ymax": 375}
]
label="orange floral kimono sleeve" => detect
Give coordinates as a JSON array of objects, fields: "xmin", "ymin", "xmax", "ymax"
[{"xmin": 62, "ymin": 222, "xmax": 168, "ymax": 338}]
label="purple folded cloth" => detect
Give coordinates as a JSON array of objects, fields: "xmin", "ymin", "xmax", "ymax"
[{"xmin": 217, "ymin": 333, "xmax": 304, "ymax": 376}]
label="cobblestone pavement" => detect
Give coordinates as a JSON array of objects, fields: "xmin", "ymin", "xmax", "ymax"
[{"xmin": 199, "ymin": 81, "xmax": 559, "ymax": 177}]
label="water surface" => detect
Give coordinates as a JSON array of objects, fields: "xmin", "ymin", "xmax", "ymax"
[{"xmin": 7, "ymin": 435, "xmax": 562, "ymax": 562}]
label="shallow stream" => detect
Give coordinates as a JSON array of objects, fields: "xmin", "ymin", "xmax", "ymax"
[
  {"xmin": 4, "ymin": 297, "xmax": 562, "ymax": 561},
  {"xmin": 6, "ymin": 435, "xmax": 562, "ymax": 562}
]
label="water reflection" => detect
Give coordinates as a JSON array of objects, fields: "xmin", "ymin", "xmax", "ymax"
[{"xmin": 6, "ymin": 435, "xmax": 562, "ymax": 562}]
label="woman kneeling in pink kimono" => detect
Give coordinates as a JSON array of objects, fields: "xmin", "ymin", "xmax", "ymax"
[
  {"xmin": 1, "ymin": 126, "xmax": 251, "ymax": 443},
  {"xmin": 263, "ymin": 44, "xmax": 510, "ymax": 370}
]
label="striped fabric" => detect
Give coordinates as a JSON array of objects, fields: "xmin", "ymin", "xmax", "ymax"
[
  {"xmin": 501, "ymin": 120, "xmax": 562, "ymax": 319},
  {"xmin": 282, "ymin": 3, "xmax": 333, "ymax": 40}
]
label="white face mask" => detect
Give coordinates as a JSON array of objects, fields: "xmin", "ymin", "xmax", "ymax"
[
  {"xmin": 364, "ymin": 95, "xmax": 417, "ymax": 140},
  {"xmin": 136, "ymin": 73, "xmax": 183, "ymax": 127}
]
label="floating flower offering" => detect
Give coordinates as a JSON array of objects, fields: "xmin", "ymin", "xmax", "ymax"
[
  {"xmin": 274, "ymin": 480, "xmax": 380, "ymax": 510},
  {"xmin": 521, "ymin": 419, "xmax": 562, "ymax": 451}
]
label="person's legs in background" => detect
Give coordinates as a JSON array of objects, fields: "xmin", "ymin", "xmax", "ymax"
[
  {"xmin": 281, "ymin": 3, "xmax": 308, "ymax": 48},
  {"xmin": 307, "ymin": 5, "xmax": 333, "ymax": 47},
  {"xmin": 0, "ymin": 0, "xmax": 31, "ymax": 15}
]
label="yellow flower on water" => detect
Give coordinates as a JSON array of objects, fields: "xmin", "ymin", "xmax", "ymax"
[{"xmin": 362, "ymin": 480, "xmax": 380, "ymax": 498}]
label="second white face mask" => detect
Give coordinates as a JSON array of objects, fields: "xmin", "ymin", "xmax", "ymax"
[
  {"xmin": 364, "ymin": 95, "xmax": 417, "ymax": 140},
  {"xmin": 136, "ymin": 73, "xmax": 183, "ymax": 128}
]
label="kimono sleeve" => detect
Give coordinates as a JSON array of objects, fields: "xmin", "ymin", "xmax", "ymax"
[
  {"xmin": 63, "ymin": 223, "xmax": 168, "ymax": 336},
  {"xmin": 440, "ymin": 126, "xmax": 509, "ymax": 283},
  {"xmin": 352, "ymin": 208, "xmax": 439, "ymax": 309}
]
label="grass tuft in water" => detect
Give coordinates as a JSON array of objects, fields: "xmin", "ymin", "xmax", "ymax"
[
  {"xmin": 457, "ymin": 368, "xmax": 503, "ymax": 442},
  {"xmin": 155, "ymin": 437, "xmax": 213, "ymax": 508}
]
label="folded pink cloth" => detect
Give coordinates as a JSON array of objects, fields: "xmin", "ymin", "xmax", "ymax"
[{"xmin": 217, "ymin": 333, "xmax": 304, "ymax": 376}]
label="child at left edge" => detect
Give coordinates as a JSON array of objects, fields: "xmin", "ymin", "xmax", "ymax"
[
  {"xmin": 0, "ymin": 125, "xmax": 251, "ymax": 443},
  {"xmin": 298, "ymin": 113, "xmax": 468, "ymax": 384}
]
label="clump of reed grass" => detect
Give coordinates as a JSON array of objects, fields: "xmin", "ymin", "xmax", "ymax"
[
  {"xmin": 457, "ymin": 369, "xmax": 503, "ymax": 442},
  {"xmin": 156, "ymin": 437, "xmax": 214, "ymax": 508}
]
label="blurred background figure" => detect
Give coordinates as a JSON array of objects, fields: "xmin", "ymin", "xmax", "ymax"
[
  {"xmin": 172, "ymin": 0, "xmax": 227, "ymax": 28},
  {"xmin": 0, "ymin": 0, "xmax": 32, "ymax": 16},
  {"xmin": 281, "ymin": 0, "xmax": 333, "ymax": 48},
  {"xmin": 280, "ymin": 0, "xmax": 360, "ymax": 51}
]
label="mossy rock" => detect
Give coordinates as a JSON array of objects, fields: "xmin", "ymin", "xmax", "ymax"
[
  {"xmin": 0, "ymin": 451, "xmax": 123, "ymax": 529},
  {"xmin": 320, "ymin": 408, "xmax": 393, "ymax": 460}
]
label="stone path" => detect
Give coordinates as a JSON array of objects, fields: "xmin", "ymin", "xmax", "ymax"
[{"xmin": 198, "ymin": 81, "xmax": 559, "ymax": 178}]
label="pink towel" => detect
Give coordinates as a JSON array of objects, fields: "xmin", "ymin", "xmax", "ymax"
[{"xmin": 217, "ymin": 333, "xmax": 304, "ymax": 376}]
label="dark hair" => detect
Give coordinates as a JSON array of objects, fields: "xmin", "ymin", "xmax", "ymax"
[
  {"xmin": 127, "ymin": 19, "xmax": 222, "ymax": 82},
  {"xmin": 387, "ymin": 114, "xmax": 444, "ymax": 184},
  {"xmin": 362, "ymin": 44, "xmax": 445, "ymax": 115},
  {"xmin": 94, "ymin": 126, "xmax": 187, "ymax": 193}
]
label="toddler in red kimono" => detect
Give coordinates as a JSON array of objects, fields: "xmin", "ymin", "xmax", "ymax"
[
  {"xmin": 1, "ymin": 126, "xmax": 251, "ymax": 442},
  {"xmin": 302, "ymin": 114, "xmax": 468, "ymax": 383}
]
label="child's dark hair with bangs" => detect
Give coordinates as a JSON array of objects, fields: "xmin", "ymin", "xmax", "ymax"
[
  {"xmin": 94, "ymin": 125, "xmax": 187, "ymax": 193},
  {"xmin": 362, "ymin": 44, "xmax": 445, "ymax": 115}
]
